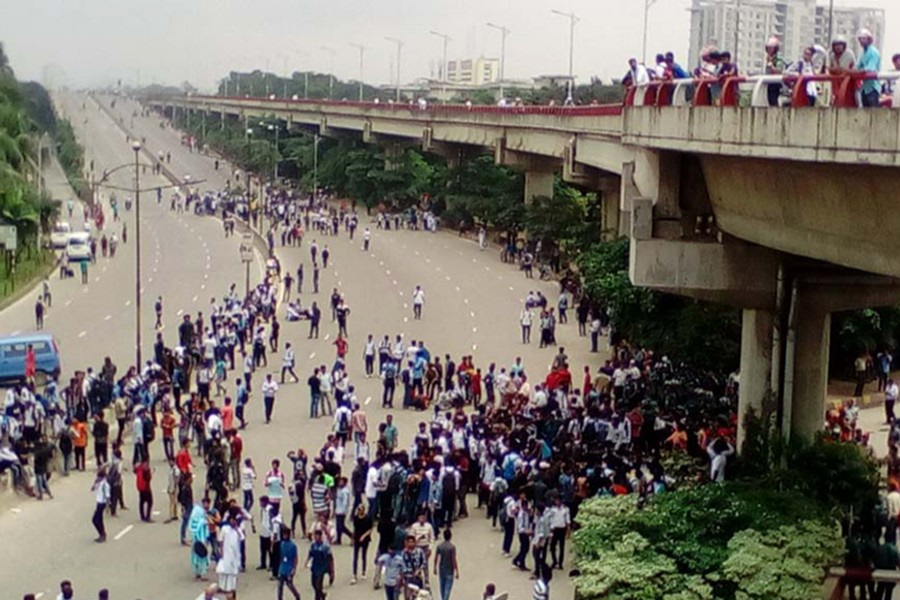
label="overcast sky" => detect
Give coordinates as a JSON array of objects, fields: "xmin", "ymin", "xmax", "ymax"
[{"xmin": 2, "ymin": 0, "xmax": 896, "ymax": 91}]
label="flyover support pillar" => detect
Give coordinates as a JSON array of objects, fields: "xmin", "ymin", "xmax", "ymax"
[
  {"xmin": 737, "ymin": 308, "xmax": 773, "ymax": 449},
  {"xmin": 524, "ymin": 170, "xmax": 554, "ymax": 205},
  {"xmin": 789, "ymin": 296, "xmax": 831, "ymax": 443}
]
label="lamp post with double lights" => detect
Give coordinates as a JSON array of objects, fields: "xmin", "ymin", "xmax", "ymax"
[
  {"xmin": 551, "ymin": 9, "xmax": 579, "ymax": 102},
  {"xmin": 385, "ymin": 37, "xmax": 404, "ymax": 102},
  {"xmin": 349, "ymin": 43, "xmax": 367, "ymax": 102},
  {"xmin": 429, "ymin": 30, "xmax": 451, "ymax": 103},
  {"xmin": 93, "ymin": 143, "xmax": 202, "ymax": 368},
  {"xmin": 486, "ymin": 22, "xmax": 510, "ymax": 100}
]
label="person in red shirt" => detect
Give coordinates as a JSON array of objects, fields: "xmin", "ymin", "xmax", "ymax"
[
  {"xmin": 24, "ymin": 344, "xmax": 36, "ymax": 382},
  {"xmin": 221, "ymin": 397, "xmax": 235, "ymax": 431},
  {"xmin": 135, "ymin": 460, "xmax": 154, "ymax": 522},
  {"xmin": 227, "ymin": 429, "xmax": 243, "ymax": 490},
  {"xmin": 334, "ymin": 335, "xmax": 348, "ymax": 360},
  {"xmin": 175, "ymin": 439, "xmax": 193, "ymax": 475},
  {"xmin": 582, "ymin": 366, "xmax": 593, "ymax": 398},
  {"xmin": 160, "ymin": 408, "xmax": 177, "ymax": 461}
]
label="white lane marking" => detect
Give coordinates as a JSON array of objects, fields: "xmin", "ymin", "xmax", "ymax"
[
  {"xmin": 445, "ymin": 276, "xmax": 451, "ymax": 281},
  {"xmin": 308, "ymin": 352, "xmax": 316, "ymax": 359},
  {"xmin": 337, "ymin": 281, "xmax": 342, "ymax": 286},
  {"xmin": 463, "ymin": 299, "xmax": 469, "ymax": 304},
  {"xmin": 34, "ymin": 593, "xmax": 43, "ymax": 599},
  {"xmin": 176, "ymin": 309, "xmax": 184, "ymax": 316},
  {"xmin": 403, "ymin": 303, "xmax": 408, "ymax": 309},
  {"xmin": 386, "ymin": 270, "xmax": 391, "ymax": 275},
  {"xmin": 148, "ymin": 277, "xmax": 153, "ymax": 283},
  {"xmin": 473, "ymin": 327, "xmax": 478, "ymax": 333},
  {"xmin": 104, "ymin": 315, "xmax": 112, "ymax": 321},
  {"xmin": 403, "ymin": 317, "xmax": 409, "ymax": 323},
  {"xmin": 102, "ymin": 266, "xmax": 107, "ymax": 272},
  {"xmin": 414, "ymin": 251, "xmax": 420, "ymax": 256},
  {"xmin": 364, "ymin": 396, "xmax": 371, "ymax": 405},
  {"xmin": 126, "ymin": 300, "xmax": 132, "ymax": 307},
  {"xmin": 472, "ymin": 258, "xmax": 477, "ymax": 263},
  {"xmin": 82, "ymin": 287, "xmax": 89, "ymax": 294},
  {"xmin": 152, "ymin": 510, "xmax": 161, "ymax": 516},
  {"xmin": 201, "ymin": 284, "xmax": 206, "ymax": 290},
  {"xmin": 379, "ymin": 261, "xmax": 384, "ymax": 266},
  {"xmin": 10, "ymin": 330, "xmax": 19, "ymax": 336},
  {"xmin": 470, "ymin": 311, "xmax": 476, "ymax": 318},
  {"xmin": 398, "ymin": 291, "xmax": 403, "ymax": 296},
  {"xmin": 455, "ymin": 286, "xmax": 460, "ymax": 292},
  {"xmin": 509, "ymin": 286, "xmax": 514, "ymax": 291},
  {"xmin": 324, "ymin": 334, "xmax": 330, "ymax": 341},
  {"xmin": 472, "ymin": 344, "xmax": 478, "ymax": 350},
  {"xmin": 78, "ymin": 331, "xmax": 86, "ymax": 338},
  {"xmin": 192, "ymin": 295, "xmax": 198, "ymax": 302},
  {"xmin": 392, "ymin": 280, "xmax": 397, "ymax": 285},
  {"xmin": 425, "ymin": 258, "xmax": 431, "ymax": 263},
  {"xmin": 65, "ymin": 300, "xmax": 72, "ymax": 307},
  {"xmin": 370, "ymin": 254, "xmax": 376, "ymax": 258},
  {"xmin": 485, "ymin": 266, "xmax": 491, "ymax": 271},
  {"xmin": 436, "ymin": 266, "xmax": 441, "ymax": 271},
  {"xmin": 114, "ymin": 524, "xmax": 134, "ymax": 540},
  {"xmin": 9, "ymin": 507, "xmax": 21, "ymax": 513}
]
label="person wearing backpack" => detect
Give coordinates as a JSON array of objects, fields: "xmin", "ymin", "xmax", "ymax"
[{"xmin": 334, "ymin": 404, "xmax": 352, "ymax": 447}]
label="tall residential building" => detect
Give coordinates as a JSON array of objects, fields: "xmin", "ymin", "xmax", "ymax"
[
  {"xmin": 446, "ymin": 57, "xmax": 500, "ymax": 86},
  {"xmin": 688, "ymin": 0, "xmax": 885, "ymax": 74}
]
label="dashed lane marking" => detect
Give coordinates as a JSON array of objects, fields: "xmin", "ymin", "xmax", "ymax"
[
  {"xmin": 364, "ymin": 396, "xmax": 372, "ymax": 405},
  {"xmin": 324, "ymin": 334, "xmax": 330, "ymax": 341},
  {"xmin": 78, "ymin": 331, "xmax": 86, "ymax": 338},
  {"xmin": 192, "ymin": 295, "xmax": 198, "ymax": 302},
  {"xmin": 470, "ymin": 312, "xmax": 475, "ymax": 318},
  {"xmin": 113, "ymin": 524, "xmax": 133, "ymax": 541},
  {"xmin": 104, "ymin": 315, "xmax": 112, "ymax": 321},
  {"xmin": 176, "ymin": 309, "xmax": 183, "ymax": 316},
  {"xmin": 455, "ymin": 286, "xmax": 460, "ymax": 292},
  {"xmin": 65, "ymin": 300, "xmax": 71, "ymax": 307},
  {"xmin": 308, "ymin": 352, "xmax": 316, "ymax": 359}
]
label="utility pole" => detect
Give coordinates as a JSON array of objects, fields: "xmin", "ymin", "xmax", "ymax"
[
  {"xmin": 486, "ymin": 22, "xmax": 510, "ymax": 101},
  {"xmin": 132, "ymin": 141, "xmax": 142, "ymax": 369},
  {"xmin": 385, "ymin": 37, "xmax": 404, "ymax": 102},
  {"xmin": 429, "ymin": 31, "xmax": 451, "ymax": 103},
  {"xmin": 642, "ymin": 0, "xmax": 659, "ymax": 65},
  {"xmin": 551, "ymin": 9, "xmax": 580, "ymax": 101},
  {"xmin": 320, "ymin": 46, "xmax": 337, "ymax": 99},
  {"xmin": 350, "ymin": 43, "xmax": 366, "ymax": 101}
]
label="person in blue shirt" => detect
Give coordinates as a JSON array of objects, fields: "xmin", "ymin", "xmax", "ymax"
[
  {"xmin": 377, "ymin": 547, "xmax": 405, "ymax": 600},
  {"xmin": 855, "ymin": 28, "xmax": 882, "ymax": 107},
  {"xmin": 665, "ymin": 52, "xmax": 690, "ymax": 79},
  {"xmin": 307, "ymin": 529, "xmax": 334, "ymax": 600},
  {"xmin": 277, "ymin": 527, "xmax": 301, "ymax": 600}
]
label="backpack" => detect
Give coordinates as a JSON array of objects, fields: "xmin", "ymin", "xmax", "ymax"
[{"xmin": 142, "ymin": 415, "xmax": 156, "ymax": 443}]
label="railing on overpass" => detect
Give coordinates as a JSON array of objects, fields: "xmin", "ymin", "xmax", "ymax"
[
  {"xmin": 625, "ymin": 72, "xmax": 900, "ymax": 109},
  {"xmin": 178, "ymin": 95, "xmax": 624, "ymax": 117}
]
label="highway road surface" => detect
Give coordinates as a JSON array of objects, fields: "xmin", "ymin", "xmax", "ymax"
[{"xmin": 1, "ymin": 91, "xmax": 593, "ymax": 600}]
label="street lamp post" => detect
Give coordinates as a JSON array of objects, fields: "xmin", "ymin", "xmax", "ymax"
[
  {"xmin": 385, "ymin": 37, "xmax": 404, "ymax": 102},
  {"xmin": 551, "ymin": 9, "xmax": 579, "ymax": 101},
  {"xmin": 294, "ymin": 51, "xmax": 310, "ymax": 99},
  {"xmin": 349, "ymin": 43, "xmax": 366, "ymax": 101},
  {"xmin": 486, "ymin": 22, "xmax": 510, "ymax": 101},
  {"xmin": 320, "ymin": 46, "xmax": 337, "ymax": 99},
  {"xmin": 267, "ymin": 123, "xmax": 280, "ymax": 180},
  {"xmin": 132, "ymin": 141, "xmax": 142, "ymax": 369},
  {"xmin": 642, "ymin": 0, "xmax": 659, "ymax": 65},
  {"xmin": 277, "ymin": 52, "xmax": 290, "ymax": 98},
  {"xmin": 429, "ymin": 31, "xmax": 451, "ymax": 103}
]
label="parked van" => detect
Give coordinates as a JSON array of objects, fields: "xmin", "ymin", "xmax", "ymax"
[
  {"xmin": 0, "ymin": 334, "xmax": 61, "ymax": 383},
  {"xmin": 50, "ymin": 222, "xmax": 72, "ymax": 249},
  {"xmin": 66, "ymin": 231, "xmax": 92, "ymax": 263}
]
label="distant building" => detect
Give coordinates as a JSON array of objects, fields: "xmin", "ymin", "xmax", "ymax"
[
  {"xmin": 446, "ymin": 57, "xmax": 500, "ymax": 86},
  {"xmin": 688, "ymin": 0, "xmax": 884, "ymax": 74}
]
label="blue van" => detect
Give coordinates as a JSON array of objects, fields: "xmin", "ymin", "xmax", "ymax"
[{"xmin": 0, "ymin": 334, "xmax": 61, "ymax": 383}]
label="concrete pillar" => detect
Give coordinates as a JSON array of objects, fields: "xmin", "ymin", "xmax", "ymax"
[
  {"xmin": 524, "ymin": 170, "xmax": 554, "ymax": 205},
  {"xmin": 789, "ymin": 298, "xmax": 831, "ymax": 442},
  {"xmin": 737, "ymin": 309, "xmax": 773, "ymax": 449}
]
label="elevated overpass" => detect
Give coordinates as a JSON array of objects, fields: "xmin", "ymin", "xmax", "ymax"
[{"xmin": 148, "ymin": 77, "xmax": 900, "ymax": 442}]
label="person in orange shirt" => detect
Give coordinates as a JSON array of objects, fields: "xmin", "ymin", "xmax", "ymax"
[
  {"xmin": 160, "ymin": 407, "xmax": 177, "ymax": 461},
  {"xmin": 221, "ymin": 397, "xmax": 235, "ymax": 432},
  {"xmin": 71, "ymin": 418, "xmax": 88, "ymax": 471},
  {"xmin": 24, "ymin": 344, "xmax": 36, "ymax": 383}
]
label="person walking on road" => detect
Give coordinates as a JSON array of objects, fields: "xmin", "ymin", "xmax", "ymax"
[
  {"xmin": 434, "ymin": 528, "xmax": 460, "ymax": 600},
  {"xmin": 217, "ymin": 512, "xmax": 242, "ymax": 600},
  {"xmin": 91, "ymin": 466, "xmax": 110, "ymax": 542},
  {"xmin": 281, "ymin": 342, "xmax": 299, "ymax": 384},
  {"xmin": 80, "ymin": 259, "xmax": 89, "ymax": 284},
  {"xmin": 307, "ymin": 529, "xmax": 335, "ymax": 600},
  {"xmin": 277, "ymin": 526, "xmax": 302, "ymax": 600},
  {"xmin": 412, "ymin": 286, "xmax": 425, "ymax": 320},
  {"xmin": 520, "ymin": 305, "xmax": 533, "ymax": 344},
  {"xmin": 155, "ymin": 296, "xmax": 164, "ymax": 328},
  {"xmin": 309, "ymin": 302, "xmax": 321, "ymax": 339}
]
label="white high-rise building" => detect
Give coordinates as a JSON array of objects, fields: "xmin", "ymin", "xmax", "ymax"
[
  {"xmin": 688, "ymin": 0, "xmax": 885, "ymax": 74},
  {"xmin": 445, "ymin": 57, "xmax": 500, "ymax": 86}
]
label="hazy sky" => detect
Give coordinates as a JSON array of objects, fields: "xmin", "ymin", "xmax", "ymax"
[{"xmin": 2, "ymin": 0, "xmax": 896, "ymax": 91}]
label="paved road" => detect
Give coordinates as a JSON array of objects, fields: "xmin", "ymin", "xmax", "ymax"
[{"xmin": 2, "ymin": 92, "xmax": 596, "ymax": 600}]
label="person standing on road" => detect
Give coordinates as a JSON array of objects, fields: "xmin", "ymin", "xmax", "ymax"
[
  {"xmin": 90, "ymin": 466, "xmax": 110, "ymax": 542},
  {"xmin": 136, "ymin": 459, "xmax": 154, "ymax": 522},
  {"xmin": 308, "ymin": 367, "xmax": 322, "ymax": 418},
  {"xmin": 35, "ymin": 297, "xmax": 45, "ymax": 330},
  {"xmin": 261, "ymin": 374, "xmax": 279, "ymax": 424},
  {"xmin": 547, "ymin": 494, "xmax": 571, "ymax": 570},
  {"xmin": 309, "ymin": 302, "xmax": 321, "ymax": 339},
  {"xmin": 434, "ymin": 528, "xmax": 460, "ymax": 600},
  {"xmin": 886, "ymin": 379, "xmax": 899, "ymax": 424},
  {"xmin": 80, "ymin": 259, "xmax": 89, "ymax": 285},
  {"xmin": 412, "ymin": 286, "xmax": 425, "ymax": 320},
  {"xmin": 363, "ymin": 227, "xmax": 371, "ymax": 252},
  {"xmin": 216, "ymin": 512, "xmax": 242, "ymax": 600},
  {"xmin": 364, "ymin": 334, "xmax": 376, "ymax": 378},
  {"xmin": 520, "ymin": 305, "xmax": 533, "ymax": 344},
  {"xmin": 155, "ymin": 296, "xmax": 164, "ymax": 329}
]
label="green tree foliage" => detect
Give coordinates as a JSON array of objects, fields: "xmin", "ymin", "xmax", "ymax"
[
  {"xmin": 720, "ymin": 521, "xmax": 844, "ymax": 600},
  {"xmin": 830, "ymin": 307, "xmax": 900, "ymax": 377},
  {"xmin": 577, "ymin": 238, "xmax": 741, "ymax": 374},
  {"xmin": 436, "ymin": 155, "xmax": 523, "ymax": 231},
  {"xmin": 220, "ymin": 70, "xmax": 382, "ymax": 102}
]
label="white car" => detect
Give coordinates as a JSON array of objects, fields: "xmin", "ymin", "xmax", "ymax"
[
  {"xmin": 49, "ymin": 222, "xmax": 71, "ymax": 249},
  {"xmin": 65, "ymin": 231, "xmax": 92, "ymax": 263}
]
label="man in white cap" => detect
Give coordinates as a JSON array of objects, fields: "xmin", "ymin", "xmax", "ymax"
[{"xmin": 854, "ymin": 28, "xmax": 882, "ymax": 107}]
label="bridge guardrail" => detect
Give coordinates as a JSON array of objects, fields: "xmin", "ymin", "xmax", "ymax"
[{"xmin": 625, "ymin": 72, "xmax": 900, "ymax": 109}]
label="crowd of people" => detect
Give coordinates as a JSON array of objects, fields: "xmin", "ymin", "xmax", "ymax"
[
  {"xmin": 1, "ymin": 183, "xmax": 750, "ymax": 600},
  {"xmin": 626, "ymin": 29, "xmax": 900, "ymax": 108}
]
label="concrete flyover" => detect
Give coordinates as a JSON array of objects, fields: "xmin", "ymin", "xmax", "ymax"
[{"xmin": 148, "ymin": 89, "xmax": 900, "ymax": 443}]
